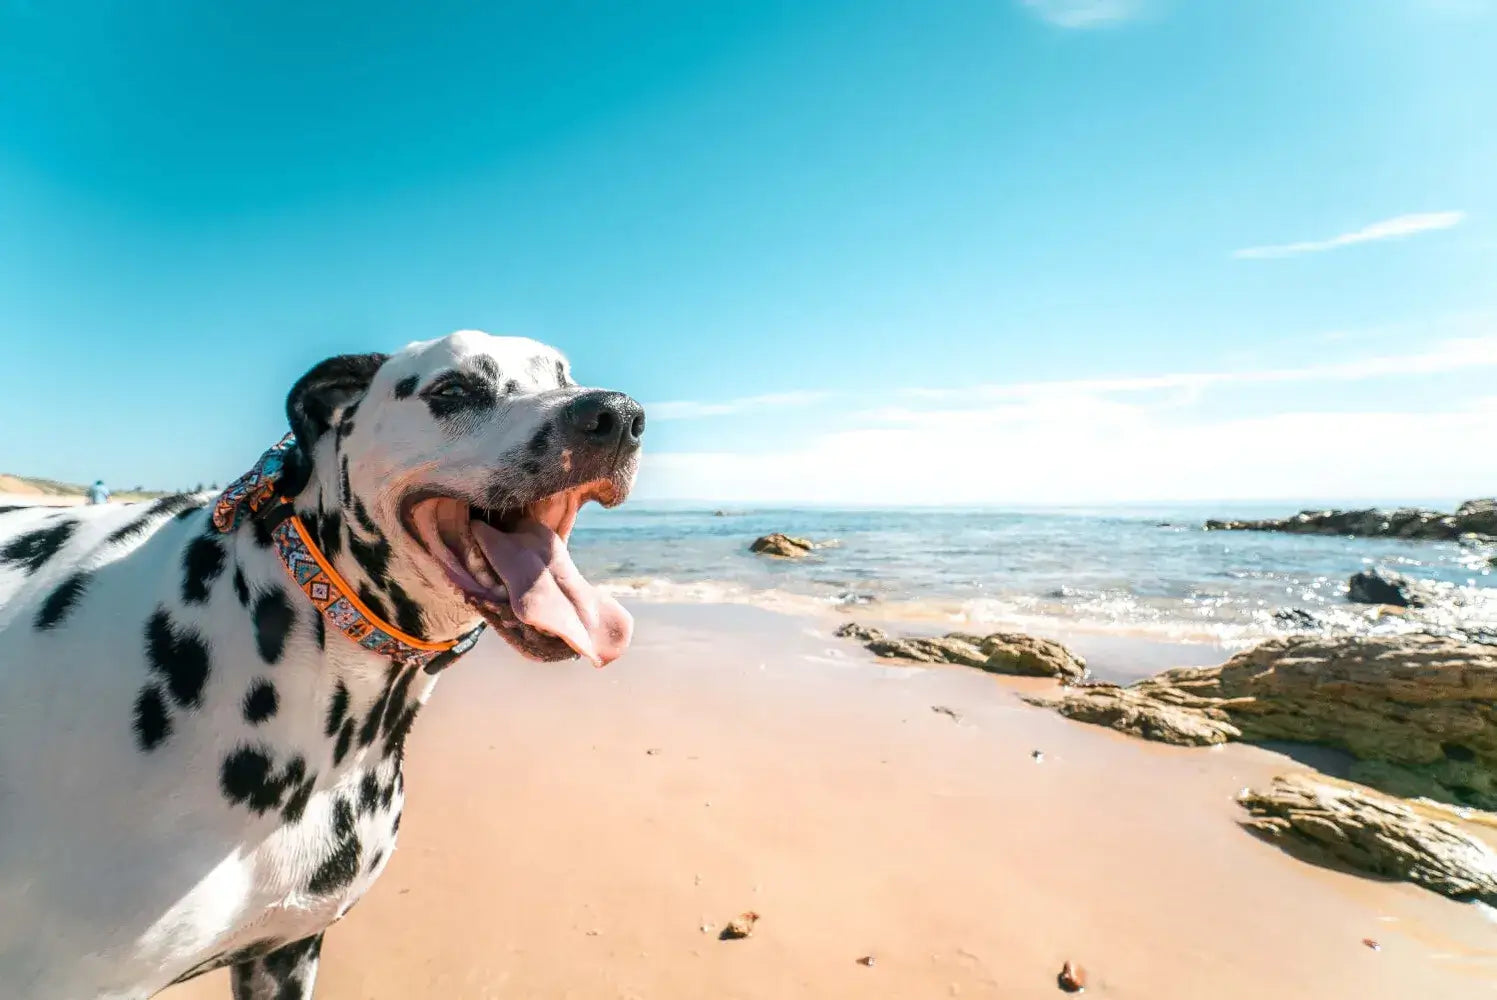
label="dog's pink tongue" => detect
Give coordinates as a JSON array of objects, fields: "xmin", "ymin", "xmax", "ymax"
[{"xmin": 470, "ymin": 519, "xmax": 632, "ymax": 667}]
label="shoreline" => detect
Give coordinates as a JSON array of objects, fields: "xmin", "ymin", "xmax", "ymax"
[{"xmin": 167, "ymin": 601, "xmax": 1497, "ymax": 999}]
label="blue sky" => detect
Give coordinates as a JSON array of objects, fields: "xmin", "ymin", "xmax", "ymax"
[{"xmin": 2, "ymin": 0, "xmax": 1494, "ymax": 502}]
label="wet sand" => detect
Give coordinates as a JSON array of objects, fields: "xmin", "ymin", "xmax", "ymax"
[{"xmin": 167, "ymin": 603, "xmax": 1496, "ymax": 999}]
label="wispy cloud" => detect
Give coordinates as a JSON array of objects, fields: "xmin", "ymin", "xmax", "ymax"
[
  {"xmin": 638, "ymin": 401, "xmax": 1497, "ymax": 504},
  {"xmin": 635, "ymin": 328, "xmax": 1497, "ymax": 503},
  {"xmin": 1233, "ymin": 211, "xmax": 1465, "ymax": 260},
  {"xmin": 645, "ymin": 390, "xmax": 830, "ymax": 421},
  {"xmin": 1019, "ymin": 0, "xmax": 1143, "ymax": 28},
  {"xmin": 900, "ymin": 334, "xmax": 1497, "ymax": 402}
]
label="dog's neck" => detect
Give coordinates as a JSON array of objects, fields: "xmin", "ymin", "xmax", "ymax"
[{"xmin": 287, "ymin": 448, "xmax": 480, "ymax": 649}]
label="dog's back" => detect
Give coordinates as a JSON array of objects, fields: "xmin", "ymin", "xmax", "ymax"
[{"xmin": 0, "ymin": 499, "xmax": 224, "ymax": 992}]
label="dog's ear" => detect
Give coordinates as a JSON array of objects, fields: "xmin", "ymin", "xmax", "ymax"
[{"xmin": 281, "ymin": 353, "xmax": 389, "ymax": 495}]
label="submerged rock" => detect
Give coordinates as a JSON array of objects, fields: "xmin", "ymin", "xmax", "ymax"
[
  {"xmin": 1028, "ymin": 634, "xmax": 1497, "ymax": 808},
  {"xmin": 1458, "ymin": 499, "xmax": 1497, "ymax": 537},
  {"xmin": 1204, "ymin": 499, "xmax": 1497, "ymax": 541},
  {"xmin": 1239, "ymin": 773, "xmax": 1497, "ymax": 904},
  {"xmin": 749, "ymin": 533, "xmax": 815, "ymax": 558},
  {"xmin": 1347, "ymin": 568, "xmax": 1433, "ymax": 608},
  {"xmin": 840, "ymin": 624, "xmax": 1087, "ymax": 682},
  {"xmin": 1272, "ymin": 608, "xmax": 1324, "ymax": 631}
]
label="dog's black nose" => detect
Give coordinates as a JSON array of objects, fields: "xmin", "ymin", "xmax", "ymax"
[{"xmin": 563, "ymin": 391, "xmax": 645, "ymax": 451}]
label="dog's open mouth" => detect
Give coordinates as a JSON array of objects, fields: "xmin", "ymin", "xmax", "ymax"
[{"xmin": 404, "ymin": 483, "xmax": 632, "ymax": 667}]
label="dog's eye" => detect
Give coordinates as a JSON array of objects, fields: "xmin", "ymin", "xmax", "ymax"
[{"xmin": 433, "ymin": 382, "xmax": 470, "ymax": 399}]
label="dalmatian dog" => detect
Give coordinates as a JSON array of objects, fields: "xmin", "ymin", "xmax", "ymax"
[{"xmin": 0, "ymin": 330, "xmax": 643, "ymax": 999}]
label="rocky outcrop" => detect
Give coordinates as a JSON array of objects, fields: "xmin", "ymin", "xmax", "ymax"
[
  {"xmin": 1028, "ymin": 634, "xmax": 1497, "ymax": 808},
  {"xmin": 834, "ymin": 622, "xmax": 886, "ymax": 643},
  {"xmin": 1205, "ymin": 499, "xmax": 1497, "ymax": 541},
  {"xmin": 840, "ymin": 624, "xmax": 1088, "ymax": 682},
  {"xmin": 1346, "ymin": 568, "xmax": 1435, "ymax": 608},
  {"xmin": 749, "ymin": 533, "xmax": 815, "ymax": 558},
  {"xmin": 1458, "ymin": 499, "xmax": 1497, "ymax": 537},
  {"xmin": 1028, "ymin": 681, "xmax": 1241, "ymax": 745},
  {"xmin": 1239, "ymin": 773, "xmax": 1497, "ymax": 904}
]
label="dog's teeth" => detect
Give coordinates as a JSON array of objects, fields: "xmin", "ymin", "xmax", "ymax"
[{"xmin": 464, "ymin": 545, "xmax": 498, "ymax": 588}]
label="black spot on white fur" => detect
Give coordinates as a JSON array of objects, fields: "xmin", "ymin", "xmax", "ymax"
[
  {"xmin": 324, "ymin": 681, "xmax": 350, "ymax": 737},
  {"xmin": 133, "ymin": 685, "xmax": 173, "ymax": 751},
  {"xmin": 173, "ymin": 501, "xmax": 207, "ymax": 522},
  {"xmin": 251, "ymin": 513, "xmax": 276, "ymax": 549},
  {"xmin": 307, "ymin": 798, "xmax": 362, "ymax": 895},
  {"xmin": 145, "ymin": 608, "xmax": 211, "ymax": 709},
  {"xmin": 357, "ymin": 582, "xmax": 390, "ymax": 626},
  {"xmin": 34, "ymin": 571, "xmax": 89, "ymax": 630},
  {"xmin": 243, "ymin": 679, "xmax": 278, "ymax": 724},
  {"xmin": 392, "ymin": 374, "xmax": 419, "ymax": 399},
  {"xmin": 333, "ymin": 718, "xmax": 355, "ymax": 766},
  {"xmin": 317, "ymin": 508, "xmax": 344, "ymax": 560},
  {"xmin": 167, "ymin": 936, "xmax": 286, "ymax": 987},
  {"xmin": 384, "ymin": 702, "xmax": 421, "ymax": 761},
  {"xmin": 253, "ymin": 589, "xmax": 296, "ymax": 664},
  {"xmin": 348, "ymin": 533, "xmax": 391, "ymax": 590},
  {"xmin": 351, "ymin": 494, "xmax": 378, "ymax": 536},
  {"xmin": 106, "ymin": 494, "xmax": 200, "ymax": 546},
  {"xmin": 358, "ymin": 772, "xmax": 379, "ymax": 815},
  {"xmin": 233, "ymin": 566, "xmax": 251, "ymax": 607},
  {"xmin": 1, "ymin": 519, "xmax": 78, "ymax": 574},
  {"xmin": 220, "ymin": 744, "xmax": 307, "ymax": 816},
  {"xmin": 228, "ymin": 932, "xmax": 324, "ymax": 999},
  {"xmin": 386, "ymin": 579, "xmax": 426, "ymax": 639},
  {"xmin": 472, "ymin": 355, "xmax": 500, "ymax": 382},
  {"xmin": 181, "ymin": 535, "xmax": 226, "ymax": 604}
]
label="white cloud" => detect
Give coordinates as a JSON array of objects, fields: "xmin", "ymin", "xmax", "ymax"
[
  {"xmin": 1233, "ymin": 211, "xmax": 1465, "ymax": 260},
  {"xmin": 1019, "ymin": 0, "xmax": 1142, "ymax": 27},
  {"xmin": 645, "ymin": 391, "xmax": 829, "ymax": 421},
  {"xmin": 636, "ymin": 402, "xmax": 1497, "ymax": 504},
  {"xmin": 901, "ymin": 334, "xmax": 1497, "ymax": 402},
  {"xmin": 633, "ymin": 332, "xmax": 1497, "ymax": 504}
]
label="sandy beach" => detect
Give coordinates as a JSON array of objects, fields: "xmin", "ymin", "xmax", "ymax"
[{"xmin": 164, "ymin": 602, "xmax": 1497, "ymax": 999}]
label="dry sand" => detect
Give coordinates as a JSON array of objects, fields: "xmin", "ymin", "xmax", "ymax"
[
  {"xmin": 0, "ymin": 492, "xmax": 82, "ymax": 507},
  {"xmin": 164, "ymin": 603, "xmax": 1496, "ymax": 999}
]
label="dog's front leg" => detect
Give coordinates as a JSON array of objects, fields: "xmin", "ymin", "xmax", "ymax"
[{"xmin": 227, "ymin": 932, "xmax": 323, "ymax": 1000}]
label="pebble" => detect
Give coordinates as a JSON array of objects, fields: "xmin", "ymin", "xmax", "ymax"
[
  {"xmin": 1057, "ymin": 960, "xmax": 1086, "ymax": 993},
  {"xmin": 719, "ymin": 911, "xmax": 760, "ymax": 940}
]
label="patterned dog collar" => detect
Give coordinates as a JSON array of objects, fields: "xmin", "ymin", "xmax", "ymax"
[{"xmin": 215, "ymin": 435, "xmax": 485, "ymax": 670}]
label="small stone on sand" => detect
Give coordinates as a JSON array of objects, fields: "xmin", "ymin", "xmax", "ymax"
[
  {"xmin": 1057, "ymin": 960, "xmax": 1086, "ymax": 993},
  {"xmin": 719, "ymin": 911, "xmax": 760, "ymax": 940}
]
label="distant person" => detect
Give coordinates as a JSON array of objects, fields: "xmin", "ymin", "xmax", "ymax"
[{"xmin": 87, "ymin": 480, "xmax": 110, "ymax": 505}]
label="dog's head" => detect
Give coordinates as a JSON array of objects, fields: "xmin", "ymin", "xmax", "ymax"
[{"xmin": 283, "ymin": 330, "xmax": 642, "ymax": 666}]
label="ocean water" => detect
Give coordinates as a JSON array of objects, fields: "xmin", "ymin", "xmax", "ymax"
[{"xmin": 570, "ymin": 502, "xmax": 1497, "ymax": 646}]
